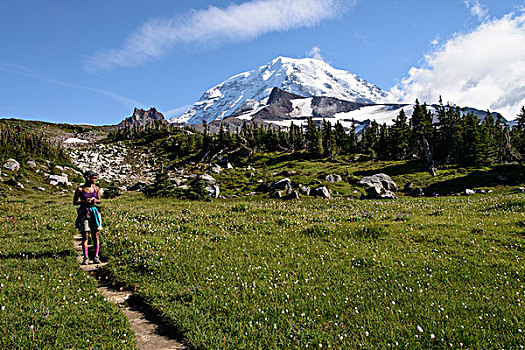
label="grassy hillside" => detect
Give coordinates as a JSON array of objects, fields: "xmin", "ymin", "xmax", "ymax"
[{"xmin": 0, "ymin": 118, "xmax": 109, "ymax": 141}]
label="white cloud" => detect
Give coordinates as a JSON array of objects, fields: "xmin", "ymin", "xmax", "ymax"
[
  {"xmin": 393, "ymin": 11, "xmax": 525, "ymax": 120},
  {"xmin": 463, "ymin": 0, "xmax": 489, "ymax": 21},
  {"xmin": 84, "ymin": 0, "xmax": 349, "ymax": 72},
  {"xmin": 306, "ymin": 46, "xmax": 324, "ymax": 61}
]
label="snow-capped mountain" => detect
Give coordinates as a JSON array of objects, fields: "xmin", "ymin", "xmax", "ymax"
[
  {"xmin": 171, "ymin": 56, "xmax": 396, "ymax": 125},
  {"xmin": 194, "ymin": 86, "xmax": 511, "ymax": 135}
]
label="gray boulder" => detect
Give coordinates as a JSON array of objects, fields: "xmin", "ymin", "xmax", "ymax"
[
  {"xmin": 366, "ymin": 185, "xmax": 383, "ymax": 197},
  {"xmin": 359, "ymin": 173, "xmax": 397, "ymax": 191},
  {"xmin": 271, "ymin": 178, "xmax": 292, "ymax": 191},
  {"xmin": 312, "ymin": 186, "xmax": 331, "ymax": 199},
  {"xmin": 47, "ymin": 174, "xmax": 72, "ymax": 187},
  {"xmin": 325, "ymin": 175, "xmax": 335, "ymax": 183},
  {"xmin": 27, "ymin": 160, "xmax": 37, "ymax": 168},
  {"xmin": 198, "ymin": 174, "xmax": 217, "ymax": 186},
  {"xmin": 206, "ymin": 185, "xmax": 220, "ymax": 198},
  {"xmin": 270, "ymin": 191, "xmax": 283, "ymax": 199},
  {"xmin": 465, "ymin": 189, "xmax": 475, "ymax": 196},
  {"xmin": 334, "ymin": 175, "xmax": 343, "ymax": 183},
  {"xmin": 299, "ymin": 186, "xmax": 311, "ymax": 196},
  {"xmin": 284, "ymin": 190, "xmax": 300, "ymax": 200},
  {"xmin": 210, "ymin": 165, "xmax": 223, "ymax": 174},
  {"xmin": 3, "ymin": 159, "xmax": 20, "ymax": 172},
  {"xmin": 379, "ymin": 190, "xmax": 396, "ymax": 199}
]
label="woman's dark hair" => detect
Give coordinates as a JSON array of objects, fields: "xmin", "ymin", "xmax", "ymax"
[{"xmin": 83, "ymin": 170, "xmax": 99, "ymax": 180}]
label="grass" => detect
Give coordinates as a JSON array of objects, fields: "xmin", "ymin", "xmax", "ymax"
[
  {"xmin": 98, "ymin": 192, "xmax": 525, "ymax": 349},
  {"xmin": 2, "ymin": 152, "xmax": 524, "ymax": 349},
  {"xmin": 0, "ymin": 195, "xmax": 136, "ymax": 349}
]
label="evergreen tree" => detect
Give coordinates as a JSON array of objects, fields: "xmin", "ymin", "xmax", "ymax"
[
  {"xmin": 462, "ymin": 112, "xmax": 479, "ymax": 164},
  {"xmin": 322, "ymin": 119, "xmax": 336, "ymax": 158},
  {"xmin": 361, "ymin": 120, "xmax": 379, "ymax": 157},
  {"xmin": 334, "ymin": 121, "xmax": 347, "ymax": 155},
  {"xmin": 410, "ymin": 99, "xmax": 433, "ymax": 161},
  {"xmin": 475, "ymin": 111, "xmax": 497, "ymax": 165},
  {"xmin": 516, "ymin": 106, "xmax": 525, "ymax": 156},
  {"xmin": 377, "ymin": 123, "xmax": 389, "ymax": 160},
  {"xmin": 346, "ymin": 123, "xmax": 357, "ymax": 154},
  {"xmin": 517, "ymin": 106, "xmax": 525, "ymax": 131},
  {"xmin": 306, "ymin": 117, "xmax": 323, "ymax": 158},
  {"xmin": 144, "ymin": 166, "xmax": 176, "ymax": 197},
  {"xmin": 389, "ymin": 109, "xmax": 410, "ymax": 159}
]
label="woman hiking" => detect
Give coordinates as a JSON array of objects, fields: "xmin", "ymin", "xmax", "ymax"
[{"xmin": 73, "ymin": 170, "xmax": 102, "ymax": 265}]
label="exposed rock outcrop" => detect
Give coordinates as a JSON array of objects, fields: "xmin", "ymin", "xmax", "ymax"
[{"xmin": 118, "ymin": 108, "xmax": 166, "ymax": 128}]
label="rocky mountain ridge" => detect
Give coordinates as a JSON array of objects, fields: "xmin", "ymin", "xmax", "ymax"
[{"xmin": 118, "ymin": 108, "xmax": 166, "ymax": 127}]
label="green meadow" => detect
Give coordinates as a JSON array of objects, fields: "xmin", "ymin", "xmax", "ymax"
[
  {"xmin": 99, "ymin": 193, "xmax": 524, "ymax": 349},
  {"xmin": 0, "ymin": 196, "xmax": 136, "ymax": 350},
  {"xmin": 1, "ymin": 179, "xmax": 524, "ymax": 349}
]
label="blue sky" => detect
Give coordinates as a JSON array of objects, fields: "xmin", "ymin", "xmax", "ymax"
[{"xmin": 1, "ymin": 0, "xmax": 524, "ymax": 125}]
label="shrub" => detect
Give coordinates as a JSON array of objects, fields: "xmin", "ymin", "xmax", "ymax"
[
  {"xmin": 144, "ymin": 168, "xmax": 176, "ymax": 197},
  {"xmin": 187, "ymin": 178, "xmax": 209, "ymax": 200}
]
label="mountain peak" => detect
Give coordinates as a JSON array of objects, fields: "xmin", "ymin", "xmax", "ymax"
[
  {"xmin": 172, "ymin": 56, "xmax": 396, "ymax": 125},
  {"xmin": 119, "ymin": 108, "xmax": 166, "ymax": 127}
]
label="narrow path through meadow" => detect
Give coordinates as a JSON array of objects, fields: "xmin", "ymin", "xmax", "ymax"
[{"xmin": 73, "ymin": 234, "xmax": 187, "ymax": 350}]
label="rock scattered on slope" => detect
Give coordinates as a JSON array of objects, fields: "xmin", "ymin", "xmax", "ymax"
[
  {"xmin": 271, "ymin": 178, "xmax": 292, "ymax": 191},
  {"xmin": 359, "ymin": 173, "xmax": 397, "ymax": 191},
  {"xmin": 48, "ymin": 174, "xmax": 72, "ymax": 187},
  {"xmin": 206, "ymin": 185, "xmax": 220, "ymax": 199},
  {"xmin": 359, "ymin": 173, "xmax": 397, "ymax": 199},
  {"xmin": 3, "ymin": 159, "xmax": 20, "ymax": 172},
  {"xmin": 312, "ymin": 186, "xmax": 331, "ymax": 199},
  {"xmin": 198, "ymin": 174, "xmax": 217, "ymax": 186}
]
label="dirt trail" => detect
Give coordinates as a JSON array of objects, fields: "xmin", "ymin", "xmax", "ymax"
[{"xmin": 73, "ymin": 234, "xmax": 187, "ymax": 350}]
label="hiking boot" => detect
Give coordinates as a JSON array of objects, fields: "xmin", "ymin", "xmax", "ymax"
[
  {"xmin": 93, "ymin": 256, "xmax": 101, "ymax": 264},
  {"xmin": 82, "ymin": 257, "xmax": 90, "ymax": 265}
]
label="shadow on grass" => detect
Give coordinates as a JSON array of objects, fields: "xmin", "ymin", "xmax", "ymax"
[
  {"xmin": 423, "ymin": 165, "xmax": 525, "ymax": 194},
  {"xmin": 254, "ymin": 152, "xmax": 313, "ymax": 167},
  {"xmin": 354, "ymin": 160, "xmax": 427, "ymax": 177}
]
